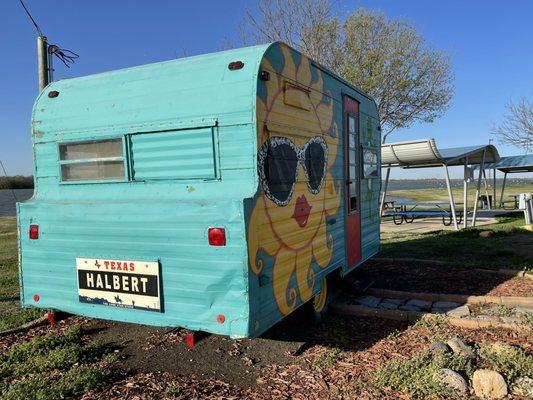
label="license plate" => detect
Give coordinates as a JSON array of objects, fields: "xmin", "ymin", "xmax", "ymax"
[{"xmin": 76, "ymin": 258, "xmax": 161, "ymax": 312}]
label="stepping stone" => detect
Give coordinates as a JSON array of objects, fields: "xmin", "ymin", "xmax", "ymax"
[
  {"xmin": 433, "ymin": 301, "xmax": 460, "ymax": 310},
  {"xmin": 354, "ymin": 295, "xmax": 381, "ymax": 308},
  {"xmin": 447, "ymin": 305, "xmax": 470, "ymax": 318},
  {"xmin": 399, "ymin": 305, "xmax": 422, "ymax": 312},
  {"xmin": 379, "ymin": 299, "xmax": 402, "ymax": 310},
  {"xmin": 405, "ymin": 299, "xmax": 433, "ymax": 311}
]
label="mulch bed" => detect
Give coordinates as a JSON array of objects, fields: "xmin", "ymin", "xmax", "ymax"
[
  {"xmin": 356, "ymin": 261, "xmax": 532, "ymax": 297},
  {"xmin": 1, "ymin": 312, "xmax": 531, "ymax": 399}
]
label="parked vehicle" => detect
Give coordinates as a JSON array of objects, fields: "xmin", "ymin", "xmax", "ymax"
[{"xmin": 18, "ymin": 42, "xmax": 381, "ymax": 338}]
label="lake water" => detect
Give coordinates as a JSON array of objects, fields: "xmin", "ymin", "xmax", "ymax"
[
  {"xmin": 0, "ymin": 189, "xmax": 34, "ymax": 217},
  {"xmin": 0, "ymin": 177, "xmax": 531, "ymax": 217}
]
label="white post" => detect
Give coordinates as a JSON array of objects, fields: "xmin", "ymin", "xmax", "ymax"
[
  {"xmin": 493, "ymin": 166, "xmax": 497, "ymax": 209},
  {"xmin": 380, "ymin": 167, "xmax": 391, "ymax": 216},
  {"xmin": 472, "ymin": 149, "xmax": 486, "ymax": 227},
  {"xmin": 499, "ymin": 172, "xmax": 508, "ymax": 208},
  {"xmin": 443, "ymin": 164, "xmax": 458, "ymax": 230},
  {"xmin": 463, "ymin": 157, "xmax": 469, "ymax": 229}
]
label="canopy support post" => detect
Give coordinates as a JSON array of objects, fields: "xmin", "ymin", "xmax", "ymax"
[
  {"xmin": 499, "ymin": 171, "xmax": 508, "ymax": 208},
  {"xmin": 463, "ymin": 157, "xmax": 469, "ymax": 229},
  {"xmin": 472, "ymin": 149, "xmax": 486, "ymax": 227},
  {"xmin": 493, "ymin": 166, "xmax": 497, "ymax": 209},
  {"xmin": 380, "ymin": 167, "xmax": 391, "ymax": 216},
  {"xmin": 443, "ymin": 163, "xmax": 458, "ymax": 230}
]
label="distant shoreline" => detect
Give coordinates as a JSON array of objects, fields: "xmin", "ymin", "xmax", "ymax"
[{"xmin": 0, "ymin": 176, "xmax": 34, "ymax": 190}]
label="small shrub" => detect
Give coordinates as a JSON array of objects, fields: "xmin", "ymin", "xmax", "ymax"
[
  {"xmin": 479, "ymin": 343, "xmax": 533, "ymax": 384},
  {"xmin": 316, "ymin": 348, "xmax": 341, "ymax": 369},
  {"xmin": 375, "ymin": 351, "xmax": 474, "ymax": 398}
]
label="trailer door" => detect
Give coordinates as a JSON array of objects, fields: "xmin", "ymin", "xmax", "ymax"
[{"xmin": 344, "ymin": 96, "xmax": 361, "ymax": 268}]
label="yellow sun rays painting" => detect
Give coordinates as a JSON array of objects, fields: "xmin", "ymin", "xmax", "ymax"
[{"xmin": 247, "ymin": 44, "xmax": 341, "ymax": 316}]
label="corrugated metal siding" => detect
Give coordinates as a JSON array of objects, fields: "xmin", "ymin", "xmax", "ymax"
[
  {"xmin": 19, "ymin": 200, "xmax": 248, "ymax": 336},
  {"xmin": 20, "ymin": 45, "xmax": 270, "ymax": 338},
  {"xmin": 130, "ymin": 128, "xmax": 217, "ymax": 180}
]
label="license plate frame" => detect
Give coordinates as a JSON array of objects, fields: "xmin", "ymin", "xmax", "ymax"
[{"xmin": 76, "ymin": 258, "xmax": 161, "ymax": 312}]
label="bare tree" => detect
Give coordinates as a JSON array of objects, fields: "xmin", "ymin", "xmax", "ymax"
[
  {"xmin": 241, "ymin": 1, "xmax": 454, "ymax": 142},
  {"xmin": 241, "ymin": 0, "xmax": 341, "ymax": 69},
  {"xmin": 492, "ymin": 97, "xmax": 533, "ymax": 152}
]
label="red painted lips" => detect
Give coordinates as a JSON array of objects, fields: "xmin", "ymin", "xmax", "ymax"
[{"xmin": 292, "ymin": 195, "xmax": 312, "ymax": 228}]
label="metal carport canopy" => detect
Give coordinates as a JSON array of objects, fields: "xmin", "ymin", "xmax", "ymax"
[
  {"xmin": 473, "ymin": 154, "xmax": 533, "ymax": 173},
  {"xmin": 472, "ymin": 154, "xmax": 533, "ymax": 208},
  {"xmin": 380, "ymin": 139, "xmax": 500, "ymax": 230},
  {"xmin": 382, "ymin": 139, "xmax": 500, "ymax": 168}
]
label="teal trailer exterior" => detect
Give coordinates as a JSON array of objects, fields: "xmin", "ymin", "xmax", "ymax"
[{"xmin": 18, "ymin": 43, "xmax": 381, "ymax": 338}]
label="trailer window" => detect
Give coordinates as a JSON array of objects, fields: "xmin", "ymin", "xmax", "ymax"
[
  {"xmin": 59, "ymin": 139, "xmax": 126, "ymax": 182},
  {"xmin": 363, "ymin": 148, "xmax": 379, "ymax": 178}
]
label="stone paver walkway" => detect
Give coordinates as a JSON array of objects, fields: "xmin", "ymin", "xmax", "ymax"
[{"xmin": 347, "ymin": 295, "xmax": 533, "ymax": 324}]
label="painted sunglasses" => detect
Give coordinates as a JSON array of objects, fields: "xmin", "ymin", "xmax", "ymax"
[{"xmin": 258, "ymin": 136, "xmax": 328, "ymax": 206}]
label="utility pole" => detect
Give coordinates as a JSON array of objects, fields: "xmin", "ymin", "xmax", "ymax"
[{"xmin": 37, "ymin": 35, "xmax": 49, "ymax": 91}]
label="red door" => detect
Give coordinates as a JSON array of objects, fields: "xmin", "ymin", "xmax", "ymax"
[{"xmin": 344, "ymin": 96, "xmax": 361, "ymax": 268}]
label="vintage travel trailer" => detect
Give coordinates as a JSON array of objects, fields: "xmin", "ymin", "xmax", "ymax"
[{"xmin": 18, "ymin": 42, "xmax": 381, "ymax": 338}]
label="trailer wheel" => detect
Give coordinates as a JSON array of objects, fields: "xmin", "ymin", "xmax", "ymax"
[{"xmin": 311, "ymin": 277, "xmax": 330, "ymax": 323}]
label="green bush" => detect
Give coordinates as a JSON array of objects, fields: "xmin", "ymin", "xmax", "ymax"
[
  {"xmin": 479, "ymin": 343, "xmax": 533, "ymax": 384},
  {"xmin": 375, "ymin": 351, "xmax": 474, "ymax": 399}
]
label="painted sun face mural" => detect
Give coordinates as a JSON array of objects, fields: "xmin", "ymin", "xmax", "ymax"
[{"xmin": 248, "ymin": 45, "xmax": 341, "ymax": 315}]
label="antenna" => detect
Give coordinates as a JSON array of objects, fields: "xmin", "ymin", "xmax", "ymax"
[{"xmin": 18, "ymin": 0, "xmax": 79, "ymax": 91}]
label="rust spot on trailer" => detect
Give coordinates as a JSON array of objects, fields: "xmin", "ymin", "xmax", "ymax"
[
  {"xmin": 33, "ymin": 130, "xmax": 44, "ymax": 138},
  {"xmin": 187, "ymin": 185, "xmax": 196, "ymax": 193}
]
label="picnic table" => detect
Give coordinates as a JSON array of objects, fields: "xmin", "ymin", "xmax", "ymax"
[{"xmin": 382, "ymin": 201, "xmax": 464, "ymax": 226}]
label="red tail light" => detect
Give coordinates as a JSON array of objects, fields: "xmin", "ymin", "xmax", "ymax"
[
  {"xmin": 228, "ymin": 61, "xmax": 244, "ymax": 70},
  {"xmin": 29, "ymin": 225, "xmax": 39, "ymax": 240},
  {"xmin": 208, "ymin": 227, "xmax": 226, "ymax": 246}
]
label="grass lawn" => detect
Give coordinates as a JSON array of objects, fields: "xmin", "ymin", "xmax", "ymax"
[
  {"xmin": 0, "ymin": 217, "xmax": 43, "ymax": 331},
  {"xmin": 387, "ymin": 184, "xmax": 533, "ymax": 209},
  {"xmin": 381, "ymin": 213, "xmax": 533, "ymax": 270}
]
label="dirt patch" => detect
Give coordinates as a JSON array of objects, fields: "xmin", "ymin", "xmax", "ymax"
[
  {"xmin": 86, "ymin": 318, "xmax": 303, "ymax": 388},
  {"xmin": 356, "ymin": 260, "xmax": 533, "ymax": 297}
]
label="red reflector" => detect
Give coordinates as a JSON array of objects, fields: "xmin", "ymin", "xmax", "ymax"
[
  {"xmin": 33, "ymin": 294, "xmax": 40, "ymax": 302},
  {"xmin": 185, "ymin": 332, "xmax": 196, "ymax": 348},
  {"xmin": 208, "ymin": 227, "xmax": 226, "ymax": 246},
  {"xmin": 29, "ymin": 225, "xmax": 39, "ymax": 240},
  {"xmin": 228, "ymin": 61, "xmax": 244, "ymax": 70},
  {"xmin": 48, "ymin": 90, "xmax": 59, "ymax": 98},
  {"xmin": 217, "ymin": 314, "xmax": 226, "ymax": 324}
]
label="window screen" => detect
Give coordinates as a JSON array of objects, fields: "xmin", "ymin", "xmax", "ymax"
[
  {"xmin": 59, "ymin": 138, "xmax": 126, "ymax": 182},
  {"xmin": 363, "ymin": 148, "xmax": 379, "ymax": 178}
]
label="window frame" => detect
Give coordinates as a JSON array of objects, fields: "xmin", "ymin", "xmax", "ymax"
[
  {"xmin": 57, "ymin": 136, "xmax": 130, "ymax": 184},
  {"xmin": 346, "ymin": 113, "xmax": 359, "ymax": 214},
  {"xmin": 362, "ymin": 146, "xmax": 379, "ymax": 179}
]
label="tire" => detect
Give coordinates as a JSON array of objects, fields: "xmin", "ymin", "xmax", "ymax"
[{"xmin": 311, "ymin": 277, "xmax": 331, "ymax": 323}]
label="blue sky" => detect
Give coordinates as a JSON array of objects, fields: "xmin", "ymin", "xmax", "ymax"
[{"xmin": 1, "ymin": 0, "xmax": 532, "ymax": 178}]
